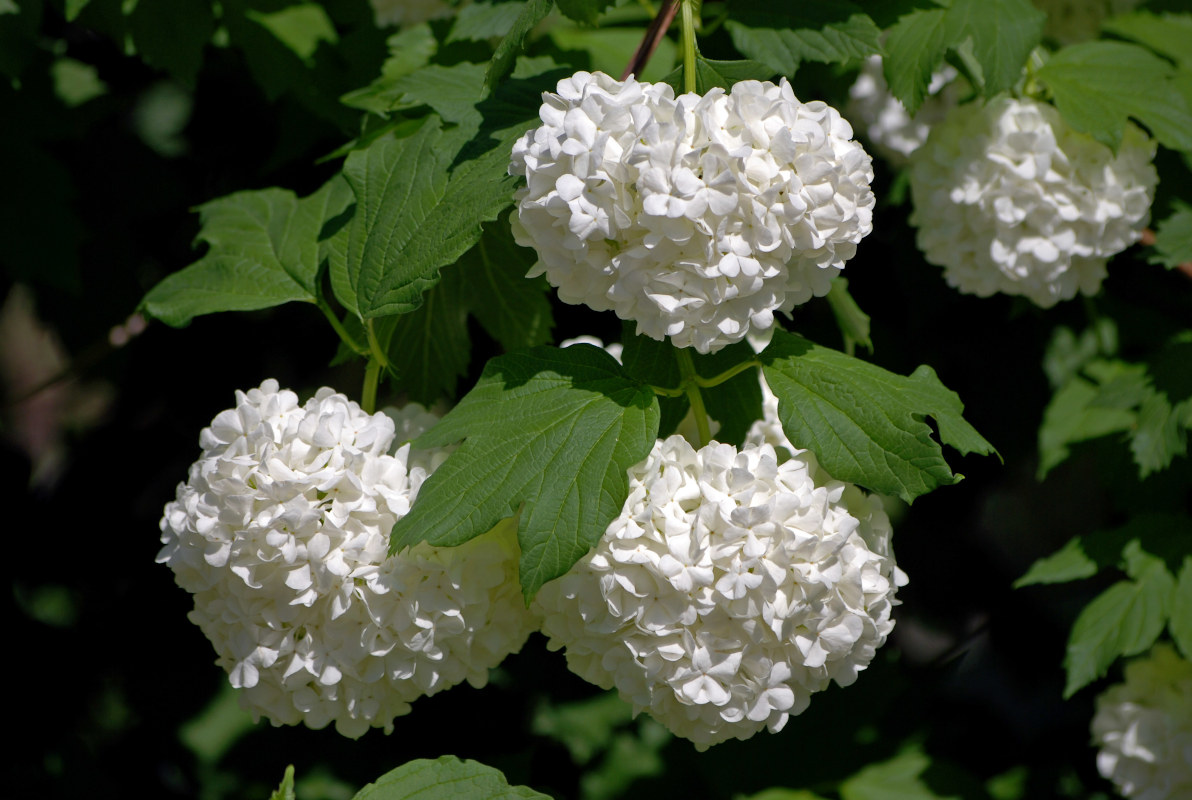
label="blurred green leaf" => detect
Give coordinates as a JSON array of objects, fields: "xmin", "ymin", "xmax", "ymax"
[
  {"xmin": 532, "ymin": 691, "xmax": 634, "ymax": 765},
  {"xmin": 269, "ymin": 766, "xmax": 296, "ymax": 800},
  {"xmin": 128, "ymin": 0, "xmax": 215, "ymax": 88},
  {"xmin": 737, "ymin": 790, "xmax": 831, "ymax": 800},
  {"xmin": 65, "ymin": 0, "xmax": 91, "ymax": 20},
  {"xmin": 1102, "ymin": 11, "xmax": 1192, "ymax": 68},
  {"xmin": 761, "ymin": 330, "xmax": 997, "ymax": 503},
  {"xmin": 1172, "ymin": 557, "xmax": 1192, "ymax": 660},
  {"xmin": 50, "ymin": 57, "xmax": 107, "ymax": 106},
  {"xmin": 449, "ymin": 1, "xmax": 527, "ymax": 42},
  {"xmin": 556, "ymin": 0, "xmax": 614, "ymax": 26},
  {"xmin": 725, "ymin": 1, "xmax": 881, "ymax": 76},
  {"xmin": 1015, "ymin": 537, "xmax": 1100, "ymax": 587},
  {"xmin": 1148, "ymin": 204, "xmax": 1192, "ymax": 269},
  {"xmin": 1038, "ymin": 41, "xmax": 1192, "ymax": 152},
  {"xmin": 246, "ymin": 3, "xmax": 338, "ymax": 62},
  {"xmin": 353, "ymin": 757, "xmax": 550, "ymax": 799},
  {"xmin": 179, "ymin": 683, "xmax": 255, "ymax": 765},
  {"xmin": 825, "ymin": 277, "xmax": 872, "ymax": 356},
  {"xmin": 1037, "ymin": 365, "xmax": 1137, "ymax": 479},
  {"xmin": 840, "ymin": 747, "xmax": 959, "ymax": 799},
  {"xmin": 487, "ymin": 0, "xmax": 555, "ymax": 89}
]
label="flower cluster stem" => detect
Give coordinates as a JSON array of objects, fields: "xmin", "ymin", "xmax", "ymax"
[
  {"xmin": 362, "ymin": 319, "xmax": 390, "ymax": 414},
  {"xmin": 680, "ymin": 0, "xmax": 700, "ymax": 94},
  {"xmin": 675, "ymin": 348, "xmax": 712, "ymax": 446},
  {"xmin": 316, "ymin": 295, "xmax": 367, "ymax": 356}
]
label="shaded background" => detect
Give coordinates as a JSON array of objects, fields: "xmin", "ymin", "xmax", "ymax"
[{"xmin": 4, "ymin": 1, "xmax": 1190, "ymax": 797}]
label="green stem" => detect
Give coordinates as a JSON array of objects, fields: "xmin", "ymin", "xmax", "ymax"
[
  {"xmin": 365, "ymin": 319, "xmax": 390, "ymax": 371},
  {"xmin": 675, "ymin": 348, "xmax": 711, "ymax": 447},
  {"xmin": 680, "ymin": 0, "xmax": 699, "ymax": 94},
  {"xmin": 362, "ymin": 358, "xmax": 381, "ymax": 415},
  {"xmin": 694, "ymin": 359, "xmax": 761, "ymax": 389},
  {"xmin": 316, "ymin": 296, "xmax": 367, "ymax": 356}
]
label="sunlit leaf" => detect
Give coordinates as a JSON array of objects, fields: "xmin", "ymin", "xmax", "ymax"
[{"xmin": 353, "ymin": 757, "xmax": 549, "ymax": 800}]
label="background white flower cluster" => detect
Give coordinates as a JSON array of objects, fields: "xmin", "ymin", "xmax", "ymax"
[
  {"xmin": 158, "ymin": 380, "xmax": 535, "ymax": 738},
  {"xmin": 510, "ymin": 71, "xmax": 875, "ymax": 354},
  {"xmin": 846, "ymin": 55, "xmax": 961, "ymax": 166},
  {"xmin": 909, "ymin": 96, "xmax": 1157, "ymax": 307},
  {"xmin": 1091, "ymin": 643, "xmax": 1192, "ymax": 800},
  {"xmin": 534, "ymin": 426, "xmax": 903, "ymax": 748}
]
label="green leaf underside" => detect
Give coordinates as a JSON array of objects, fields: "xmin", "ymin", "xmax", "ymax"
[
  {"xmin": 141, "ymin": 178, "xmax": 351, "ymax": 326},
  {"xmin": 337, "ymin": 117, "xmax": 519, "ymax": 319},
  {"xmin": 1015, "ymin": 537, "xmax": 1100, "ymax": 587},
  {"xmin": 390, "ymin": 346, "xmax": 659, "ymax": 600},
  {"xmin": 1064, "ymin": 541, "xmax": 1175, "ymax": 697},
  {"xmin": 1148, "ymin": 205, "xmax": 1192, "ymax": 269},
  {"xmin": 725, "ymin": 2, "xmax": 881, "ymax": 76},
  {"xmin": 385, "ymin": 266, "xmax": 471, "ymax": 404},
  {"xmin": 352, "ymin": 756, "xmax": 549, "ymax": 800},
  {"xmin": 1038, "ymin": 41, "xmax": 1192, "ymax": 152},
  {"xmin": 760, "ymin": 330, "xmax": 996, "ymax": 503},
  {"xmin": 486, "ymin": 0, "xmax": 555, "ymax": 90},
  {"xmin": 1173, "ymin": 558, "xmax": 1192, "ymax": 660}
]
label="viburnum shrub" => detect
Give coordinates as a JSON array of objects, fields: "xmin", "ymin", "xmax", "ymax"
[{"xmin": 116, "ymin": 0, "xmax": 1192, "ymax": 795}]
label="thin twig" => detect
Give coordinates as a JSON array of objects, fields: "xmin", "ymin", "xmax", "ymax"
[{"xmin": 622, "ymin": 0, "xmax": 680, "ymax": 81}]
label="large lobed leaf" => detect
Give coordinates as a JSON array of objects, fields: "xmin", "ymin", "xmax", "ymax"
[
  {"xmin": 760, "ymin": 330, "xmax": 996, "ymax": 503},
  {"xmin": 389, "ymin": 345, "xmax": 659, "ymax": 600},
  {"xmin": 141, "ymin": 177, "xmax": 352, "ymax": 326},
  {"xmin": 352, "ymin": 756, "xmax": 549, "ymax": 800},
  {"xmin": 725, "ymin": 1, "xmax": 882, "ymax": 77}
]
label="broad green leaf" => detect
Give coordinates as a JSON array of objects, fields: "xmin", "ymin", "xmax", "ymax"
[
  {"xmin": 141, "ymin": 178, "xmax": 352, "ymax": 326},
  {"xmin": 661, "ymin": 56, "xmax": 776, "ymax": 94},
  {"xmin": 725, "ymin": 2, "xmax": 882, "ymax": 76},
  {"xmin": 1148, "ymin": 204, "xmax": 1192, "ymax": 269},
  {"xmin": 269, "ymin": 765, "xmax": 296, "ymax": 800},
  {"xmin": 940, "ymin": 0, "xmax": 1043, "ymax": 96},
  {"xmin": 1037, "ymin": 369, "xmax": 1136, "ymax": 479},
  {"xmin": 458, "ymin": 220, "xmax": 555, "ymax": 351},
  {"xmin": 1014, "ymin": 537, "xmax": 1099, "ymax": 587},
  {"xmin": 390, "ymin": 346, "xmax": 659, "ymax": 599},
  {"xmin": 246, "ymin": 4, "xmax": 338, "ymax": 63},
  {"xmin": 339, "ymin": 118, "xmax": 520, "ymax": 319},
  {"xmin": 487, "ymin": 0, "xmax": 554, "ymax": 90},
  {"xmin": 339, "ymin": 26, "xmax": 437, "ymax": 115},
  {"xmin": 128, "ymin": 0, "xmax": 215, "ymax": 88},
  {"xmin": 449, "ymin": 1, "xmax": 527, "ymax": 43},
  {"xmin": 1132, "ymin": 390, "xmax": 1188, "ymax": 477},
  {"xmin": 352, "ymin": 756, "xmax": 550, "ymax": 800},
  {"xmin": 1037, "ymin": 41, "xmax": 1192, "ymax": 152},
  {"xmin": 1102, "ymin": 11, "xmax": 1192, "ymax": 69},
  {"xmin": 760, "ymin": 330, "xmax": 997, "ymax": 503},
  {"xmin": 343, "ymin": 61, "xmax": 487, "ymax": 125},
  {"xmin": 385, "ymin": 266, "xmax": 471, "ymax": 403},
  {"xmin": 883, "ymin": 7, "xmax": 949, "ymax": 116},
  {"xmin": 1172, "ymin": 557, "xmax": 1192, "ymax": 660},
  {"xmin": 556, "ymin": 0, "xmax": 614, "ymax": 26},
  {"xmin": 841, "ymin": 747, "xmax": 959, "ymax": 800},
  {"xmin": 825, "ymin": 277, "xmax": 872, "ymax": 355},
  {"xmin": 619, "ymin": 328, "xmax": 689, "ymax": 437},
  {"xmin": 1064, "ymin": 541, "xmax": 1176, "ymax": 697},
  {"xmin": 549, "ymin": 26, "xmax": 678, "ymax": 84}
]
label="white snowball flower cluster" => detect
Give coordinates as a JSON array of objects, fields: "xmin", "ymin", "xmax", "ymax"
[
  {"xmin": 510, "ymin": 71, "xmax": 875, "ymax": 355},
  {"xmin": 369, "ymin": 0, "xmax": 454, "ymax": 28},
  {"xmin": 1091, "ymin": 643, "xmax": 1192, "ymax": 800},
  {"xmin": 534, "ymin": 434, "xmax": 904, "ymax": 748},
  {"xmin": 909, "ymin": 96, "xmax": 1157, "ymax": 307},
  {"xmin": 846, "ymin": 56, "xmax": 961, "ymax": 166},
  {"xmin": 1034, "ymin": 0, "xmax": 1141, "ymax": 45},
  {"xmin": 158, "ymin": 380, "xmax": 534, "ymax": 738}
]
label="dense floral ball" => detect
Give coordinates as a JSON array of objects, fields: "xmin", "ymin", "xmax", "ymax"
[
  {"xmin": 510, "ymin": 71, "xmax": 875, "ymax": 354},
  {"xmin": 909, "ymin": 96, "xmax": 1157, "ymax": 307},
  {"xmin": 1091, "ymin": 643, "xmax": 1192, "ymax": 800},
  {"xmin": 158, "ymin": 380, "xmax": 534, "ymax": 738},
  {"xmin": 534, "ymin": 434, "xmax": 903, "ymax": 748},
  {"xmin": 846, "ymin": 56, "xmax": 960, "ymax": 166}
]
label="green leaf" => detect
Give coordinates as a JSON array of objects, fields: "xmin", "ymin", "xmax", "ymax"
[
  {"xmin": 390, "ymin": 346, "xmax": 659, "ymax": 600},
  {"xmin": 385, "ymin": 266, "xmax": 471, "ymax": 404},
  {"xmin": 338, "ymin": 118, "xmax": 520, "ymax": 319},
  {"xmin": 1063, "ymin": 541, "xmax": 1176, "ymax": 697},
  {"xmin": 760, "ymin": 330, "xmax": 997, "ymax": 503},
  {"xmin": 1102, "ymin": 11, "xmax": 1192, "ymax": 69},
  {"xmin": 883, "ymin": 7, "xmax": 950, "ymax": 116},
  {"xmin": 340, "ymin": 25, "xmax": 438, "ymax": 114},
  {"xmin": 352, "ymin": 756, "xmax": 550, "ymax": 800},
  {"xmin": 531, "ymin": 691, "xmax": 634, "ymax": 765},
  {"xmin": 1014, "ymin": 537, "xmax": 1099, "ymax": 588},
  {"xmin": 1132, "ymin": 390, "xmax": 1189, "ymax": 478},
  {"xmin": 940, "ymin": 0, "xmax": 1043, "ymax": 96},
  {"xmin": 343, "ymin": 61, "xmax": 487, "ymax": 125},
  {"xmin": 661, "ymin": 56, "xmax": 776, "ymax": 94},
  {"xmin": 50, "ymin": 56, "xmax": 107, "ymax": 107},
  {"xmin": 841, "ymin": 747, "xmax": 959, "ymax": 800},
  {"xmin": 697, "ymin": 342, "xmax": 765, "ymax": 447},
  {"xmin": 1042, "ymin": 318, "xmax": 1118, "ymax": 389},
  {"xmin": 1148, "ymin": 204, "xmax": 1192, "ymax": 269},
  {"xmin": 246, "ymin": 4, "xmax": 338, "ymax": 63},
  {"xmin": 618, "ymin": 328, "xmax": 689, "ymax": 437},
  {"xmin": 1172, "ymin": 557, "xmax": 1192, "ymax": 660},
  {"xmin": 825, "ymin": 277, "xmax": 872, "ymax": 355},
  {"xmin": 1037, "ymin": 368, "xmax": 1136, "ymax": 479},
  {"xmin": 738, "ymin": 791, "xmax": 832, "ymax": 800},
  {"xmin": 487, "ymin": 0, "xmax": 555, "ymax": 90},
  {"xmin": 449, "ymin": 1, "xmax": 527, "ymax": 43},
  {"xmin": 1037, "ymin": 41, "xmax": 1192, "ymax": 152},
  {"xmin": 65, "ymin": 0, "xmax": 91, "ymax": 21},
  {"xmin": 141, "ymin": 178, "xmax": 352, "ymax": 326},
  {"xmin": 269, "ymin": 765, "xmax": 296, "ymax": 800},
  {"xmin": 725, "ymin": 2, "xmax": 882, "ymax": 76},
  {"xmin": 556, "ymin": 0, "xmax": 614, "ymax": 26},
  {"xmin": 128, "ymin": 0, "xmax": 215, "ymax": 88},
  {"xmin": 458, "ymin": 219, "xmax": 555, "ymax": 351}
]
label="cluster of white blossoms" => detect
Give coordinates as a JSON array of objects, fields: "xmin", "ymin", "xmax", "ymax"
[
  {"xmin": 534, "ymin": 430, "xmax": 904, "ymax": 748},
  {"xmin": 158, "ymin": 380, "xmax": 535, "ymax": 738},
  {"xmin": 1091, "ymin": 643, "xmax": 1192, "ymax": 800},
  {"xmin": 846, "ymin": 56, "xmax": 960, "ymax": 166},
  {"xmin": 909, "ymin": 96, "xmax": 1157, "ymax": 307},
  {"xmin": 510, "ymin": 71, "xmax": 875, "ymax": 354}
]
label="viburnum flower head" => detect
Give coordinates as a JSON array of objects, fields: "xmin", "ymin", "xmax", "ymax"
[
  {"xmin": 1091, "ymin": 643, "xmax": 1192, "ymax": 800},
  {"xmin": 846, "ymin": 55, "xmax": 961, "ymax": 166},
  {"xmin": 909, "ymin": 95, "xmax": 1157, "ymax": 307},
  {"xmin": 158, "ymin": 380, "xmax": 535, "ymax": 738},
  {"xmin": 510, "ymin": 71, "xmax": 875, "ymax": 354},
  {"xmin": 534, "ymin": 434, "xmax": 904, "ymax": 748}
]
